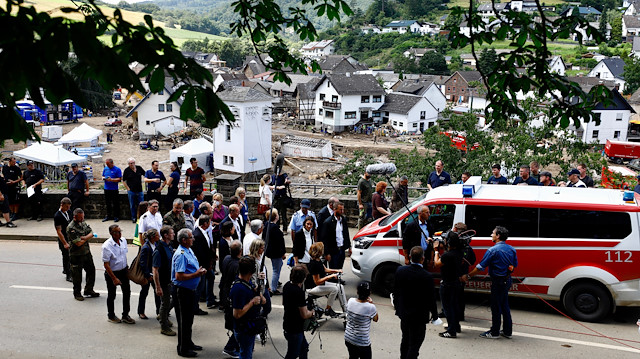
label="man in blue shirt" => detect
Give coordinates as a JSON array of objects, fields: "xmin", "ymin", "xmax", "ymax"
[
  {"xmin": 427, "ymin": 160, "xmax": 451, "ymax": 190},
  {"xmin": 102, "ymin": 159, "xmax": 122, "ymax": 222},
  {"xmin": 145, "ymin": 160, "xmax": 166, "ymax": 204},
  {"xmin": 171, "ymin": 228, "xmax": 206, "ymax": 357},
  {"xmin": 67, "ymin": 163, "xmax": 89, "ymax": 210},
  {"xmin": 288, "ymin": 199, "xmax": 318, "ymax": 242},
  {"xmin": 230, "ymin": 256, "xmax": 265, "ymax": 359},
  {"xmin": 512, "ymin": 165, "xmax": 538, "ymax": 186},
  {"xmin": 467, "ymin": 226, "xmax": 518, "ymax": 339},
  {"xmin": 487, "ymin": 164, "xmax": 508, "ymax": 184}
]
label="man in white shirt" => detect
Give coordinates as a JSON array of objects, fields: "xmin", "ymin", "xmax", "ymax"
[
  {"xmin": 139, "ymin": 199, "xmax": 163, "ymax": 244},
  {"xmin": 220, "ymin": 204, "xmax": 244, "ymax": 241},
  {"xmin": 198, "ymin": 202, "xmax": 214, "ymax": 241},
  {"xmin": 243, "ymin": 219, "xmax": 263, "ymax": 256},
  {"xmin": 102, "ymin": 224, "xmax": 135, "ymax": 324}
]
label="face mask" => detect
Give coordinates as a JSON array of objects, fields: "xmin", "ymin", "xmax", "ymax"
[{"xmin": 213, "ymin": 201, "xmax": 220, "ymax": 207}]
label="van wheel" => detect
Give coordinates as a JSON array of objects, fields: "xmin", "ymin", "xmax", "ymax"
[
  {"xmin": 562, "ymin": 282, "xmax": 611, "ymax": 322},
  {"xmin": 614, "ymin": 158, "xmax": 623, "ymax": 164},
  {"xmin": 373, "ymin": 264, "xmax": 398, "ymax": 297}
]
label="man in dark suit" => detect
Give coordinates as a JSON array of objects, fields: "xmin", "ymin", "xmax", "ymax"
[
  {"xmin": 401, "ymin": 205, "xmax": 433, "ymax": 265},
  {"xmin": 393, "ymin": 246, "xmax": 438, "ymax": 359},
  {"xmin": 316, "ymin": 196, "xmax": 337, "ymax": 240},
  {"xmin": 191, "ymin": 215, "xmax": 214, "ymax": 314},
  {"xmin": 220, "ymin": 204, "xmax": 245, "ymax": 241},
  {"xmin": 321, "ymin": 201, "xmax": 351, "ymax": 270}
]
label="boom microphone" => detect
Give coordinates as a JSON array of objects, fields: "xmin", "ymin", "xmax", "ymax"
[
  {"xmin": 274, "ymin": 154, "xmax": 285, "ymax": 175},
  {"xmin": 365, "ymin": 163, "xmax": 397, "ymax": 176}
]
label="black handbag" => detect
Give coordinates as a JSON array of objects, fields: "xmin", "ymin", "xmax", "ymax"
[{"xmin": 278, "ymin": 185, "xmax": 295, "ymax": 209}]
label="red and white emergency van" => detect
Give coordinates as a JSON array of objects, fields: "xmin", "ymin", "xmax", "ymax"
[{"xmin": 350, "ymin": 177, "xmax": 640, "ymax": 322}]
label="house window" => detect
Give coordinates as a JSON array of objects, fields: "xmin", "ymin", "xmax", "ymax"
[
  {"xmin": 398, "ymin": 122, "xmax": 404, "ymax": 127},
  {"xmin": 592, "ymin": 112, "xmax": 601, "ymax": 123},
  {"xmin": 158, "ymin": 104, "xmax": 165, "ymax": 112},
  {"xmin": 146, "ymin": 120, "xmax": 150, "ymax": 125},
  {"xmin": 429, "ymin": 121, "xmax": 435, "ymax": 128},
  {"xmin": 614, "ymin": 130, "xmax": 621, "ymax": 139},
  {"xmin": 393, "ymin": 121, "xmax": 397, "ymax": 126},
  {"xmin": 326, "ymin": 111, "xmax": 333, "ymax": 118},
  {"xmin": 373, "ymin": 95, "xmax": 382, "ymax": 103},
  {"xmin": 413, "ymin": 123, "xmax": 418, "ymax": 128},
  {"xmin": 166, "ymin": 104, "xmax": 173, "ymax": 112},
  {"xmin": 420, "ymin": 111, "xmax": 426, "ymax": 120},
  {"xmin": 332, "ymin": 95, "xmax": 338, "ymax": 102},
  {"xmin": 616, "ymin": 113, "xmax": 623, "ymax": 121},
  {"xmin": 320, "ymin": 94, "xmax": 326, "ymax": 101},
  {"xmin": 592, "ymin": 130, "xmax": 599, "ymax": 139},
  {"xmin": 345, "ymin": 112, "xmax": 356, "ymax": 119},
  {"xmin": 372, "ymin": 111, "xmax": 381, "ymax": 117},
  {"xmin": 226, "ymin": 125, "xmax": 231, "ymax": 141},
  {"xmin": 453, "ymin": 78, "xmax": 457, "ymax": 83},
  {"xmin": 361, "ymin": 96, "xmax": 370, "ymax": 103},
  {"xmin": 223, "ymin": 155, "xmax": 234, "ymax": 166},
  {"xmin": 319, "ymin": 109, "xmax": 323, "ymax": 115}
]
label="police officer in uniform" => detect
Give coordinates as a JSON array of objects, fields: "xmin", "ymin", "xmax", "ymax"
[
  {"xmin": 172, "ymin": 228, "xmax": 206, "ymax": 357},
  {"xmin": 67, "ymin": 208, "xmax": 100, "ymax": 301}
]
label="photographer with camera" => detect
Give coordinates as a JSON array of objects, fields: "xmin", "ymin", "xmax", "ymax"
[
  {"xmin": 283, "ymin": 265, "xmax": 315, "ymax": 359},
  {"xmin": 231, "ymin": 256, "xmax": 266, "ymax": 359},
  {"xmin": 433, "ymin": 231, "xmax": 464, "ymax": 338},
  {"xmin": 452, "ymin": 222, "xmax": 475, "ymax": 321}
]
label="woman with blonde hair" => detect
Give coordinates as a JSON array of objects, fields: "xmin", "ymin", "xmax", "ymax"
[
  {"xmin": 307, "ymin": 242, "xmax": 345, "ymax": 318},
  {"xmin": 249, "ymin": 238, "xmax": 272, "ymax": 317},
  {"xmin": 258, "ymin": 174, "xmax": 273, "ymax": 215},
  {"xmin": 235, "ymin": 187, "xmax": 249, "ymax": 225}
]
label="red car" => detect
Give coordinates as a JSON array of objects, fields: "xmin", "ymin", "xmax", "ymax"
[{"xmin": 104, "ymin": 118, "xmax": 122, "ymax": 126}]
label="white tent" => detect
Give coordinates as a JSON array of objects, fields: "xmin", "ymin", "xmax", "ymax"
[
  {"xmin": 56, "ymin": 123, "xmax": 102, "ymax": 145},
  {"xmin": 14, "ymin": 142, "xmax": 85, "ymax": 166},
  {"xmin": 170, "ymin": 138, "xmax": 213, "ymax": 170}
]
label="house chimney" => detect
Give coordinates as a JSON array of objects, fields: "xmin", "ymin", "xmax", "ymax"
[{"xmin": 346, "ymin": 72, "xmax": 351, "ymax": 77}]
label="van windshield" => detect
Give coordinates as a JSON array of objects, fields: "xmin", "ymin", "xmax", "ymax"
[{"xmin": 379, "ymin": 193, "xmax": 428, "ymax": 227}]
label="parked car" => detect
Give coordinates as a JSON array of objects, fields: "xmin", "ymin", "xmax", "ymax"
[
  {"xmin": 627, "ymin": 158, "xmax": 640, "ymax": 172},
  {"xmin": 104, "ymin": 118, "xmax": 122, "ymax": 127}
]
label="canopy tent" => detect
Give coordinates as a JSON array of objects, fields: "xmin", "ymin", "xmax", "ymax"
[
  {"xmin": 14, "ymin": 142, "xmax": 85, "ymax": 166},
  {"xmin": 56, "ymin": 123, "xmax": 102, "ymax": 145},
  {"xmin": 170, "ymin": 138, "xmax": 213, "ymax": 171}
]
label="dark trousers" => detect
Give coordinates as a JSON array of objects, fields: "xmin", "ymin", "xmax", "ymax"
[
  {"xmin": 174, "ymin": 286, "xmax": 196, "ymax": 355},
  {"xmin": 440, "ymin": 282, "xmax": 461, "ymax": 335},
  {"xmin": 67, "ymin": 190, "xmax": 84, "ymax": 211},
  {"xmin": 166, "ymin": 190, "xmax": 178, "ymax": 212},
  {"xmin": 345, "ymin": 341, "xmax": 372, "ymax": 359},
  {"xmin": 399, "ymin": 319, "xmax": 426, "ymax": 359},
  {"xmin": 458, "ymin": 283, "xmax": 466, "ymax": 320},
  {"xmin": 284, "ymin": 331, "xmax": 308, "ymax": 359},
  {"xmin": 27, "ymin": 191, "xmax": 43, "ymax": 219},
  {"xmin": 69, "ymin": 253, "xmax": 95, "ymax": 296},
  {"xmin": 329, "ymin": 248, "xmax": 346, "ymax": 270},
  {"xmin": 146, "ymin": 191, "xmax": 161, "ymax": 204},
  {"xmin": 58, "ymin": 239, "xmax": 70, "ymax": 275},
  {"xmin": 490, "ymin": 276, "xmax": 513, "ymax": 336},
  {"xmin": 104, "ymin": 189, "xmax": 120, "ymax": 218},
  {"xmin": 139, "ymin": 281, "xmax": 161, "ymax": 315},
  {"xmin": 274, "ymin": 196, "xmax": 289, "ymax": 231},
  {"xmin": 105, "ymin": 269, "xmax": 131, "ymax": 318},
  {"xmin": 159, "ymin": 283, "xmax": 173, "ymax": 330}
]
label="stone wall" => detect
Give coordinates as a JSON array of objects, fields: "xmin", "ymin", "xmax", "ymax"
[{"xmin": 24, "ymin": 190, "xmax": 362, "ymax": 225}]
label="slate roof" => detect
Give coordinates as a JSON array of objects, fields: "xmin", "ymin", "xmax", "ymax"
[
  {"xmin": 317, "ymin": 55, "xmax": 368, "ymax": 73},
  {"xmin": 269, "ymin": 74, "xmax": 319, "ymax": 93},
  {"xmin": 629, "ymin": 86, "xmax": 640, "ymax": 104},
  {"xmin": 295, "ymin": 78, "xmax": 321, "ymax": 100},
  {"xmin": 457, "ymin": 71, "xmax": 483, "ymax": 83},
  {"xmin": 477, "ymin": 3, "xmax": 509, "ymax": 12},
  {"xmin": 405, "ymin": 48, "xmax": 435, "ymax": 56},
  {"xmin": 624, "ymin": 15, "xmax": 640, "ymax": 29},
  {"xmin": 394, "ymin": 80, "xmax": 435, "ymax": 96},
  {"xmin": 376, "ymin": 73, "xmax": 401, "ymax": 83},
  {"xmin": 379, "ymin": 93, "xmax": 423, "ymax": 114},
  {"xmin": 217, "ymin": 87, "xmax": 274, "ymax": 102},
  {"xmin": 385, "ymin": 20, "xmax": 418, "ymax": 28},
  {"xmin": 301, "ymin": 40, "xmax": 334, "ymax": 51},
  {"xmin": 566, "ymin": 76, "xmax": 617, "ymax": 92},
  {"xmin": 600, "ymin": 58, "xmax": 626, "ymax": 80},
  {"xmin": 315, "ymin": 74, "xmax": 385, "ymax": 95},
  {"xmin": 593, "ymin": 90, "xmax": 635, "ymax": 112}
]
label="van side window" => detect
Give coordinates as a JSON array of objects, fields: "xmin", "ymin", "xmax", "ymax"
[
  {"xmin": 402, "ymin": 204, "xmax": 455, "ymax": 234},
  {"xmin": 384, "ymin": 225, "xmax": 399, "ymax": 238},
  {"xmin": 465, "ymin": 205, "xmax": 538, "ymax": 237},
  {"xmin": 540, "ymin": 209, "xmax": 632, "ymax": 239}
]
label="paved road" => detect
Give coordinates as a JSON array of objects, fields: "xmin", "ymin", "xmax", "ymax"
[{"xmin": 1, "ymin": 240, "xmax": 640, "ymax": 358}]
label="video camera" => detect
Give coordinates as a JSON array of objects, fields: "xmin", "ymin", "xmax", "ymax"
[
  {"xmin": 303, "ymin": 297, "xmax": 324, "ymax": 333},
  {"xmin": 438, "ymin": 229, "xmax": 476, "ymax": 248}
]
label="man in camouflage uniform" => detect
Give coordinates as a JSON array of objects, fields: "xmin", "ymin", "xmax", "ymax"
[
  {"xmin": 163, "ymin": 198, "xmax": 186, "ymax": 249},
  {"xmin": 67, "ymin": 208, "xmax": 100, "ymax": 301}
]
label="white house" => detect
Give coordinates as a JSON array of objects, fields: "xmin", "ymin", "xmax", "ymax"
[
  {"xmin": 588, "ymin": 58, "xmax": 626, "ymax": 92},
  {"xmin": 379, "ymin": 93, "xmax": 439, "ymax": 133},
  {"xmin": 418, "ymin": 22, "xmax": 441, "ymax": 36},
  {"xmin": 213, "ymin": 87, "xmax": 274, "ymax": 174},
  {"xmin": 477, "ymin": 2, "xmax": 510, "ymax": 23},
  {"xmin": 623, "ymin": 15, "xmax": 640, "ymax": 38},
  {"xmin": 126, "ymin": 81, "xmax": 184, "ymax": 138},
  {"xmin": 573, "ymin": 22, "xmax": 611, "ymax": 42},
  {"xmin": 361, "ymin": 25, "xmax": 382, "ymax": 34},
  {"xmin": 383, "ymin": 20, "xmax": 421, "ymax": 34},
  {"xmin": 573, "ymin": 91, "xmax": 636, "ymax": 144},
  {"xmin": 300, "ymin": 40, "xmax": 335, "ymax": 58},
  {"xmin": 313, "ymin": 74, "xmax": 385, "ymax": 132},
  {"xmin": 403, "ymin": 48, "xmax": 435, "ymax": 59},
  {"xmin": 548, "ymin": 55, "xmax": 566, "ymax": 76},
  {"xmin": 393, "ymin": 79, "xmax": 447, "ymax": 112}
]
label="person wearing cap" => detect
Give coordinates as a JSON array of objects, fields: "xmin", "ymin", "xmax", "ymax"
[
  {"xmin": 22, "ymin": 160, "xmax": 45, "ymax": 221},
  {"xmin": 562, "ymin": 169, "xmax": 587, "ymax": 188},
  {"xmin": 67, "ymin": 162, "xmax": 89, "ymax": 210},
  {"xmin": 538, "ymin": 171, "xmax": 555, "ymax": 186},
  {"xmin": 345, "ymin": 281, "xmax": 378, "ymax": 358},
  {"xmin": 288, "ymin": 199, "xmax": 318, "ymax": 243},
  {"xmin": 487, "ymin": 164, "xmax": 508, "ymax": 184},
  {"xmin": 3, "ymin": 156, "xmax": 22, "ymax": 221},
  {"xmin": 102, "ymin": 158, "xmax": 122, "ymax": 222}
]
